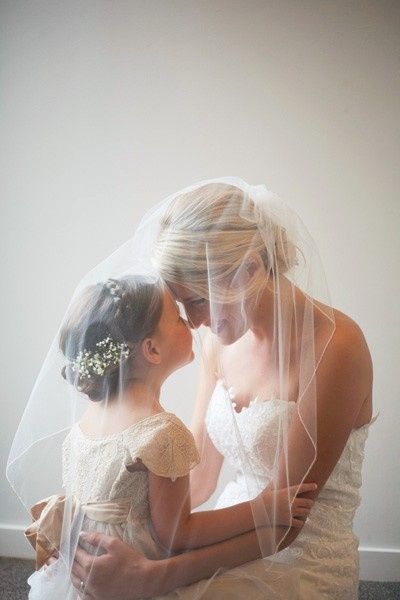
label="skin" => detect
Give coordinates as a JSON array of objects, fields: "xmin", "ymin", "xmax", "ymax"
[{"xmin": 71, "ymin": 264, "xmax": 373, "ymax": 599}]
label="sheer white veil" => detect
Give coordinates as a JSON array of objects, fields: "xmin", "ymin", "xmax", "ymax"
[{"xmin": 7, "ymin": 176, "xmax": 335, "ymax": 599}]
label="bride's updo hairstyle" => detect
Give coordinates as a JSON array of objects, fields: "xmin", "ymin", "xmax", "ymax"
[
  {"xmin": 153, "ymin": 183, "xmax": 298, "ymax": 303},
  {"xmin": 59, "ymin": 276, "xmax": 163, "ymax": 401}
]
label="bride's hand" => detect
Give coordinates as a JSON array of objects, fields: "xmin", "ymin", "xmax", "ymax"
[
  {"xmin": 71, "ymin": 532, "xmax": 157, "ymax": 600},
  {"xmin": 260, "ymin": 482, "xmax": 317, "ymax": 528}
]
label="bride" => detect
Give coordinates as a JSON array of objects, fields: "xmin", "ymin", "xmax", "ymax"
[{"xmin": 9, "ymin": 178, "xmax": 377, "ymax": 599}]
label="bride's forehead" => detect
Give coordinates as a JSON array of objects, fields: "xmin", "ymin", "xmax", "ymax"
[
  {"xmin": 165, "ymin": 281, "xmax": 197, "ymax": 301},
  {"xmin": 161, "ymin": 288, "xmax": 179, "ymax": 312}
]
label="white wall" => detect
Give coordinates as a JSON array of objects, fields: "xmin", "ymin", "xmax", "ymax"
[{"xmin": 1, "ymin": 0, "xmax": 399, "ymax": 580}]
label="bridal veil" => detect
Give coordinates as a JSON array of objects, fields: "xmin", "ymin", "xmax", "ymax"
[{"xmin": 7, "ymin": 177, "xmax": 336, "ymax": 599}]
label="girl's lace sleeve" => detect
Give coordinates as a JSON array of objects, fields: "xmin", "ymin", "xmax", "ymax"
[{"xmin": 125, "ymin": 414, "xmax": 200, "ymax": 482}]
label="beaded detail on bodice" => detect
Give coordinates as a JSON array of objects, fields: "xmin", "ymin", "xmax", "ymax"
[{"xmin": 205, "ymin": 379, "xmax": 378, "ymax": 531}]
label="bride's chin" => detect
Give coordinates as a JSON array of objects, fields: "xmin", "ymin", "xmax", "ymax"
[{"xmin": 216, "ymin": 323, "xmax": 248, "ymax": 346}]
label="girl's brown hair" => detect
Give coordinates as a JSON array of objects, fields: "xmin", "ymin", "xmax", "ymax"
[{"xmin": 59, "ymin": 276, "xmax": 163, "ymax": 401}]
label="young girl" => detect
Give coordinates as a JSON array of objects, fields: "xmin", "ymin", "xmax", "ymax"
[{"xmin": 27, "ymin": 275, "xmax": 316, "ymax": 598}]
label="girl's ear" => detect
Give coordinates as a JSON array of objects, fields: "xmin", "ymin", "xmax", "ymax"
[{"xmin": 140, "ymin": 337, "xmax": 161, "ymax": 365}]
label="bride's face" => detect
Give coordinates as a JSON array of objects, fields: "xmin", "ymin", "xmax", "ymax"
[{"xmin": 166, "ymin": 281, "xmax": 251, "ymax": 346}]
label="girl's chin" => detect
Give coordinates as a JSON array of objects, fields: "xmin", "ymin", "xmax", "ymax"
[{"xmin": 180, "ymin": 349, "xmax": 195, "ymax": 367}]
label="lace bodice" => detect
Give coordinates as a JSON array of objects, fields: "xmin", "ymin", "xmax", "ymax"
[
  {"xmin": 206, "ymin": 380, "xmax": 377, "ymax": 511},
  {"xmin": 205, "ymin": 379, "xmax": 378, "ymax": 598}
]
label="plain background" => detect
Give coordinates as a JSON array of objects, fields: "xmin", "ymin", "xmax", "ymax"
[{"xmin": 1, "ymin": 0, "xmax": 399, "ymax": 581}]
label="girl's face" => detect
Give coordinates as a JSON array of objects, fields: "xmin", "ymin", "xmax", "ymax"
[
  {"xmin": 166, "ymin": 282, "xmax": 251, "ymax": 346},
  {"xmin": 155, "ymin": 288, "xmax": 194, "ymax": 372}
]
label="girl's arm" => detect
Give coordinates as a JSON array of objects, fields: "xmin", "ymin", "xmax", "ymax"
[
  {"xmin": 149, "ymin": 471, "xmax": 251, "ymax": 552},
  {"xmin": 190, "ymin": 430, "xmax": 223, "ymax": 509},
  {"xmin": 149, "ymin": 469, "xmax": 316, "ymax": 553}
]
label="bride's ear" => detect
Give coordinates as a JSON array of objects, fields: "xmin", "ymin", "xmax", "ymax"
[
  {"xmin": 140, "ymin": 337, "xmax": 161, "ymax": 365},
  {"xmin": 244, "ymin": 254, "xmax": 263, "ymax": 279},
  {"xmin": 229, "ymin": 254, "xmax": 263, "ymax": 288}
]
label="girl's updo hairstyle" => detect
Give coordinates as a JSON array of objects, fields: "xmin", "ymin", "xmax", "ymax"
[
  {"xmin": 59, "ymin": 275, "xmax": 163, "ymax": 402},
  {"xmin": 152, "ymin": 183, "xmax": 298, "ymax": 303}
]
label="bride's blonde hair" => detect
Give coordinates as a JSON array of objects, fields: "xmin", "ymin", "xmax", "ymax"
[{"xmin": 152, "ymin": 183, "xmax": 298, "ymax": 302}]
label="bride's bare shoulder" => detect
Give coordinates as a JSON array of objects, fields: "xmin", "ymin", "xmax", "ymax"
[
  {"xmin": 331, "ymin": 307, "xmax": 370, "ymax": 351},
  {"xmin": 314, "ymin": 298, "xmax": 369, "ymax": 351},
  {"xmin": 317, "ymin": 305, "xmax": 373, "ymax": 404}
]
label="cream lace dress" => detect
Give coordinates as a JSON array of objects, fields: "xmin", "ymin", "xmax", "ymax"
[{"xmin": 27, "ymin": 411, "xmax": 200, "ymax": 600}]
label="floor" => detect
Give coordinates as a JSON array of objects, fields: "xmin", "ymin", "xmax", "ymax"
[{"xmin": 0, "ymin": 557, "xmax": 399, "ymax": 599}]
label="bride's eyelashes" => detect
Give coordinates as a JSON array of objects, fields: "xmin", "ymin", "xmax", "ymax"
[{"xmin": 188, "ymin": 298, "xmax": 206, "ymax": 306}]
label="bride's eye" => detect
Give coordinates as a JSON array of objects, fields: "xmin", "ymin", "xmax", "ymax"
[{"xmin": 189, "ymin": 298, "xmax": 206, "ymax": 306}]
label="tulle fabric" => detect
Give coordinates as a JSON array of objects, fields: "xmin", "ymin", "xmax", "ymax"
[{"xmin": 7, "ymin": 177, "xmax": 335, "ymax": 598}]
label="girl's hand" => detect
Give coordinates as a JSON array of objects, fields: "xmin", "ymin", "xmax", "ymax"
[{"xmin": 260, "ymin": 482, "xmax": 317, "ymax": 528}]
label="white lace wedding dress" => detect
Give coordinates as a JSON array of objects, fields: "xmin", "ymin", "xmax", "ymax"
[{"xmin": 190, "ymin": 379, "xmax": 379, "ymax": 600}]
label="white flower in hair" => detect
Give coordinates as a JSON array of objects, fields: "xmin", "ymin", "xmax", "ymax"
[
  {"xmin": 105, "ymin": 279, "xmax": 122, "ymax": 299},
  {"xmin": 70, "ymin": 336, "xmax": 130, "ymax": 379}
]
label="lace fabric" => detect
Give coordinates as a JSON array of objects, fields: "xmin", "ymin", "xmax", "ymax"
[
  {"xmin": 62, "ymin": 412, "xmax": 200, "ymax": 503},
  {"xmin": 202, "ymin": 380, "xmax": 379, "ymax": 599}
]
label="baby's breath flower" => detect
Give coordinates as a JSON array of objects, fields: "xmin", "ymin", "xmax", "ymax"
[{"xmin": 70, "ymin": 337, "xmax": 130, "ymax": 380}]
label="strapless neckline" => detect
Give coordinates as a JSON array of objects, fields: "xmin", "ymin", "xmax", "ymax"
[
  {"xmin": 216, "ymin": 378, "xmax": 379, "ymax": 431},
  {"xmin": 204, "ymin": 377, "xmax": 379, "ymax": 599},
  {"xmin": 216, "ymin": 378, "xmax": 296, "ymax": 414}
]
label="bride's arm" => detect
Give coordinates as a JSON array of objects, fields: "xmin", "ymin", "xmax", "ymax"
[
  {"xmin": 263, "ymin": 319, "xmax": 373, "ymax": 547},
  {"xmin": 148, "ymin": 527, "xmax": 279, "ymax": 595},
  {"xmin": 189, "ymin": 332, "xmax": 224, "ymax": 508},
  {"xmin": 73, "ymin": 526, "xmax": 286, "ymax": 600}
]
